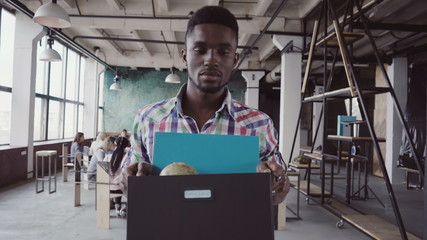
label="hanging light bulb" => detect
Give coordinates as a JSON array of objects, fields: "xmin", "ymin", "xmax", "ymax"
[
  {"xmin": 33, "ymin": 0, "xmax": 71, "ymax": 28},
  {"xmin": 165, "ymin": 67, "xmax": 181, "ymax": 83},
  {"xmin": 110, "ymin": 75, "xmax": 122, "ymax": 90},
  {"xmin": 39, "ymin": 37, "xmax": 61, "ymax": 62}
]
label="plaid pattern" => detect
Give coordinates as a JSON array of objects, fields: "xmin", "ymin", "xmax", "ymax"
[{"xmin": 130, "ymin": 85, "xmax": 281, "ymax": 164}]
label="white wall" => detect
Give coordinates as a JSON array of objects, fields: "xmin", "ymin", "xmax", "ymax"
[
  {"xmin": 83, "ymin": 56, "xmax": 104, "ymax": 139},
  {"xmin": 10, "ymin": 13, "xmax": 44, "ymax": 178}
]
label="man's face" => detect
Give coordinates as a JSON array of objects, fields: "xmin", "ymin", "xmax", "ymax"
[{"xmin": 182, "ymin": 24, "xmax": 239, "ymax": 94}]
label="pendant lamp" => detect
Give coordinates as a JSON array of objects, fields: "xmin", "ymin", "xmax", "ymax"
[
  {"xmin": 33, "ymin": 0, "xmax": 71, "ymax": 28},
  {"xmin": 110, "ymin": 75, "xmax": 122, "ymax": 91},
  {"xmin": 39, "ymin": 37, "xmax": 61, "ymax": 62},
  {"xmin": 165, "ymin": 67, "xmax": 181, "ymax": 83}
]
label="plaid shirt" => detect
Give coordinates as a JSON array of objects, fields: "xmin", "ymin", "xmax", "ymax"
[{"xmin": 130, "ymin": 85, "xmax": 282, "ymax": 164}]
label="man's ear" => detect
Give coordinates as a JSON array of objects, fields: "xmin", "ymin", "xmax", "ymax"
[
  {"xmin": 181, "ymin": 49, "xmax": 187, "ymax": 64},
  {"xmin": 233, "ymin": 52, "xmax": 240, "ymax": 67}
]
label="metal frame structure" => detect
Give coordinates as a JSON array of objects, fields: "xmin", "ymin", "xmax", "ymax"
[{"xmin": 288, "ymin": 0, "xmax": 425, "ymax": 239}]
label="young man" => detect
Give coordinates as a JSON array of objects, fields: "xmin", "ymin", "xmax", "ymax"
[{"xmin": 123, "ymin": 6, "xmax": 290, "ymax": 204}]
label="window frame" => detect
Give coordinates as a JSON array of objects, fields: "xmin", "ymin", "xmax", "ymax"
[
  {"xmin": 34, "ymin": 41, "xmax": 85, "ymax": 142},
  {"xmin": 0, "ymin": 7, "xmax": 15, "ymax": 146}
]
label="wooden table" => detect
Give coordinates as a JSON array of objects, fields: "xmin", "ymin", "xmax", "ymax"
[{"xmin": 96, "ymin": 161, "xmax": 122, "ymax": 229}]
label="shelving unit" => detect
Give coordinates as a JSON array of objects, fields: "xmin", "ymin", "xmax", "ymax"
[{"xmin": 287, "ymin": 0, "xmax": 424, "ymax": 239}]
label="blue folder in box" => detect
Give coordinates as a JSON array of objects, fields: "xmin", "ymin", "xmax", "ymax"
[{"xmin": 152, "ymin": 132, "xmax": 260, "ymax": 175}]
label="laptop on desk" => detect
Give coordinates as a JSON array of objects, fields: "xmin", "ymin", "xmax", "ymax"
[{"xmin": 127, "ymin": 173, "xmax": 274, "ymax": 240}]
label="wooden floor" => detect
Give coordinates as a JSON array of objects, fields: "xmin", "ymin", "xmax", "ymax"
[
  {"xmin": 342, "ymin": 215, "xmax": 420, "ymax": 240},
  {"xmin": 291, "ymin": 180, "xmax": 421, "ymax": 240}
]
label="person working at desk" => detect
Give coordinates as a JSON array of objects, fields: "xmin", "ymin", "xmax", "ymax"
[
  {"xmin": 122, "ymin": 6, "xmax": 290, "ymax": 205},
  {"xmin": 89, "ymin": 132, "xmax": 107, "ymax": 157},
  {"xmin": 70, "ymin": 132, "xmax": 85, "ymax": 163},
  {"xmin": 87, "ymin": 136, "xmax": 116, "ymax": 181}
]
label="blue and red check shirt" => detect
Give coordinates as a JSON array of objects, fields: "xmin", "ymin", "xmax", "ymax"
[{"xmin": 130, "ymin": 84, "xmax": 282, "ymax": 164}]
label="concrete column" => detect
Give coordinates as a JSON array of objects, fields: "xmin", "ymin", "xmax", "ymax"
[
  {"xmin": 10, "ymin": 14, "xmax": 44, "ymax": 178},
  {"xmin": 386, "ymin": 57, "xmax": 407, "ymax": 183},
  {"xmin": 241, "ymin": 71, "xmax": 265, "ymax": 109},
  {"xmin": 83, "ymin": 56, "xmax": 105, "ymax": 139},
  {"xmin": 272, "ymin": 35, "xmax": 303, "ymax": 163}
]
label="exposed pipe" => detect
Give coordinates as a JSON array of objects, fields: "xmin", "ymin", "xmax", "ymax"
[
  {"xmin": 68, "ymin": 14, "xmax": 252, "ymax": 20},
  {"xmin": 235, "ymin": 0, "xmax": 290, "ymax": 70},
  {"xmin": 160, "ymin": 31, "xmax": 172, "ymax": 58},
  {"xmin": 265, "ymin": 64, "xmax": 281, "ymax": 83},
  {"xmin": 3, "ymin": 0, "xmax": 115, "ymax": 72},
  {"xmin": 74, "ymin": 0, "xmax": 82, "ymax": 15}
]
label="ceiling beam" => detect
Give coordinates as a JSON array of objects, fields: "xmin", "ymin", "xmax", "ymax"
[
  {"xmin": 238, "ymin": 34, "xmax": 251, "ymax": 55},
  {"xmin": 106, "ymin": 0, "xmax": 123, "ymax": 11},
  {"xmin": 70, "ymin": 16, "xmax": 292, "ymax": 34},
  {"xmin": 248, "ymin": 0, "xmax": 274, "ymax": 61},
  {"xmin": 254, "ymin": 0, "xmax": 273, "ymax": 15},
  {"xmin": 353, "ymin": 22, "xmax": 427, "ymax": 33},
  {"xmin": 60, "ymin": 0, "xmax": 76, "ymax": 8},
  {"xmin": 94, "ymin": 29, "xmax": 126, "ymax": 56},
  {"xmin": 131, "ymin": 31, "xmax": 152, "ymax": 57},
  {"xmin": 293, "ymin": 0, "xmax": 321, "ymax": 18},
  {"xmin": 258, "ymin": 37, "xmax": 277, "ymax": 62},
  {"xmin": 208, "ymin": 0, "xmax": 220, "ymax": 6},
  {"xmin": 72, "ymin": 35, "xmax": 256, "ymax": 50},
  {"xmin": 156, "ymin": 0, "xmax": 170, "ymax": 12}
]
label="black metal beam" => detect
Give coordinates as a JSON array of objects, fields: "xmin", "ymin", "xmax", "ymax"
[
  {"xmin": 0, "ymin": 85, "xmax": 12, "ymax": 93},
  {"xmin": 353, "ymin": 22, "xmax": 427, "ymax": 33},
  {"xmin": 264, "ymin": 31, "xmax": 307, "ymax": 37},
  {"xmin": 389, "ymin": 43, "xmax": 427, "ymax": 57}
]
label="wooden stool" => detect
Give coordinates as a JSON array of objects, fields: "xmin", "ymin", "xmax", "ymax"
[{"xmin": 35, "ymin": 150, "xmax": 57, "ymax": 194}]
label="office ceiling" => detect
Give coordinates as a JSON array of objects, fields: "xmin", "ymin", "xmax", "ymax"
[{"xmin": 4, "ymin": 0, "xmax": 427, "ymax": 72}]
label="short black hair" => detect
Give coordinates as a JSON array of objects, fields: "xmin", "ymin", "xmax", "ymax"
[{"xmin": 185, "ymin": 6, "xmax": 239, "ymax": 42}]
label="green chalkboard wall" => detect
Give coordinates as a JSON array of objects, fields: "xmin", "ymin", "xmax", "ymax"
[{"xmin": 103, "ymin": 67, "xmax": 247, "ymax": 132}]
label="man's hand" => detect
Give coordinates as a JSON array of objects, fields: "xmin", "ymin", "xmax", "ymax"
[
  {"xmin": 120, "ymin": 161, "xmax": 152, "ymax": 196},
  {"xmin": 256, "ymin": 161, "xmax": 290, "ymax": 205}
]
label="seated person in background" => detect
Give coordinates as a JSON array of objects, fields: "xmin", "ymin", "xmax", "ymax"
[
  {"xmin": 121, "ymin": 129, "xmax": 131, "ymax": 149},
  {"xmin": 87, "ymin": 136, "xmax": 116, "ymax": 181},
  {"xmin": 89, "ymin": 132, "xmax": 107, "ymax": 156},
  {"xmin": 120, "ymin": 129, "xmax": 128, "ymax": 138},
  {"xmin": 108, "ymin": 137, "xmax": 130, "ymax": 216},
  {"xmin": 122, "ymin": 6, "xmax": 290, "ymax": 205},
  {"xmin": 70, "ymin": 132, "xmax": 85, "ymax": 163}
]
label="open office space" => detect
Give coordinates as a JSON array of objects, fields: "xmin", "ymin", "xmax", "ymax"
[{"xmin": 0, "ymin": 1, "xmax": 425, "ymax": 239}]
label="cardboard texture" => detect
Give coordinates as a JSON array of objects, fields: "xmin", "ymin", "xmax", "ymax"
[{"xmin": 127, "ymin": 173, "xmax": 274, "ymax": 240}]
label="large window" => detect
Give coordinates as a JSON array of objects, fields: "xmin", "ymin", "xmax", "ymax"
[
  {"xmin": 98, "ymin": 71, "xmax": 104, "ymax": 132},
  {"xmin": 34, "ymin": 37, "xmax": 85, "ymax": 141},
  {"xmin": 0, "ymin": 9, "xmax": 16, "ymax": 145}
]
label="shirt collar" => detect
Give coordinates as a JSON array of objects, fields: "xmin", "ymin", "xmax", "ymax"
[{"xmin": 174, "ymin": 84, "xmax": 236, "ymax": 120}]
